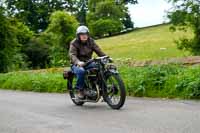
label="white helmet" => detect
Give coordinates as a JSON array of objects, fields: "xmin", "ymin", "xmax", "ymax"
[{"xmin": 76, "ymin": 25, "xmax": 89, "ymax": 35}]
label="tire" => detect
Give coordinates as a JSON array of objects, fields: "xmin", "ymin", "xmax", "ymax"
[
  {"xmin": 104, "ymin": 73, "xmax": 126, "ymax": 110},
  {"xmin": 67, "ymin": 76, "xmax": 85, "ymax": 106}
]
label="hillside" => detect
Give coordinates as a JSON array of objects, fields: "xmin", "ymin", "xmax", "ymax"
[{"xmin": 96, "ymin": 24, "xmax": 192, "ymax": 60}]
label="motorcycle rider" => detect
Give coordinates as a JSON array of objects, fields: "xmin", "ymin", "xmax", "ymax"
[{"xmin": 69, "ymin": 25, "xmax": 106, "ymax": 99}]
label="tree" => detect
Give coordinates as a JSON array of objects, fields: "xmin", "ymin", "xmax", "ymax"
[
  {"xmin": 167, "ymin": 0, "xmax": 200, "ymax": 55},
  {"xmin": 122, "ymin": 12, "xmax": 134, "ymax": 29},
  {"xmin": 88, "ymin": 0, "xmax": 136, "ymax": 29},
  {"xmin": 10, "ymin": 18, "xmax": 33, "ymax": 46},
  {"xmin": 10, "ymin": 18, "xmax": 34, "ymax": 69},
  {"xmin": 5, "ymin": 0, "xmax": 79, "ymax": 32},
  {"xmin": 123, "ymin": 0, "xmax": 138, "ymax": 4},
  {"xmin": 24, "ymin": 37, "xmax": 50, "ymax": 68},
  {"xmin": 87, "ymin": 0, "xmax": 137, "ymax": 37},
  {"xmin": 87, "ymin": 0, "xmax": 124, "ymax": 37},
  {"xmin": 75, "ymin": 0, "xmax": 88, "ymax": 25},
  {"xmin": 74, "ymin": 0, "xmax": 137, "ymax": 26},
  {"xmin": 5, "ymin": 0, "xmax": 137, "ymax": 32},
  {"xmin": 42, "ymin": 11, "xmax": 78, "ymax": 66},
  {"xmin": 89, "ymin": 19, "xmax": 123, "ymax": 37},
  {"xmin": 0, "ymin": 8, "xmax": 30, "ymax": 72}
]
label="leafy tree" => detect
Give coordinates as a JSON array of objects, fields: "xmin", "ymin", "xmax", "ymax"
[
  {"xmin": 95, "ymin": 1, "xmax": 124, "ymax": 19},
  {"xmin": 87, "ymin": 0, "xmax": 137, "ymax": 37},
  {"xmin": 88, "ymin": 0, "xmax": 136, "ymax": 30},
  {"xmin": 5, "ymin": 0, "xmax": 79, "ymax": 32},
  {"xmin": 89, "ymin": 0, "xmax": 137, "ymax": 10},
  {"xmin": 24, "ymin": 37, "xmax": 50, "ymax": 68},
  {"xmin": 42, "ymin": 11, "xmax": 78, "ymax": 66},
  {"xmin": 168, "ymin": 0, "xmax": 200, "ymax": 55},
  {"xmin": 22, "ymin": 9, "xmax": 79, "ymax": 68},
  {"xmin": 0, "ymin": 8, "xmax": 27, "ymax": 72},
  {"xmin": 123, "ymin": 0, "xmax": 138, "ymax": 4},
  {"xmin": 75, "ymin": 0, "xmax": 88, "ymax": 25},
  {"xmin": 8, "ymin": 20, "xmax": 48, "ymax": 69},
  {"xmin": 87, "ymin": 0, "xmax": 124, "ymax": 37},
  {"xmin": 122, "ymin": 12, "xmax": 134, "ymax": 29},
  {"xmin": 10, "ymin": 18, "xmax": 34, "ymax": 46},
  {"xmin": 5, "ymin": 0, "xmax": 137, "ymax": 32},
  {"xmin": 10, "ymin": 18, "xmax": 34, "ymax": 70},
  {"xmin": 89, "ymin": 19, "xmax": 123, "ymax": 37}
]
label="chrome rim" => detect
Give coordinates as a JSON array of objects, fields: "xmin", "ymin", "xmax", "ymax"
[{"xmin": 106, "ymin": 75, "xmax": 121, "ymax": 105}]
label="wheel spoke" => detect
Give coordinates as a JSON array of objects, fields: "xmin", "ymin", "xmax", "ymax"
[{"xmin": 106, "ymin": 75, "xmax": 121, "ymax": 105}]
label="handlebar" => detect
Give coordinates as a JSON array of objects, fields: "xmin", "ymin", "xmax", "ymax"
[{"xmin": 84, "ymin": 56, "xmax": 113, "ymax": 67}]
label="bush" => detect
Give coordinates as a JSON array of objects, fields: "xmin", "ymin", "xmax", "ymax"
[
  {"xmin": 1, "ymin": 65, "xmax": 200, "ymax": 99},
  {"xmin": 0, "ymin": 9, "xmax": 33, "ymax": 72},
  {"xmin": 44, "ymin": 11, "xmax": 78, "ymax": 67},
  {"xmin": 0, "ymin": 71, "xmax": 66, "ymax": 93},
  {"xmin": 23, "ymin": 37, "xmax": 50, "ymax": 69},
  {"xmin": 0, "ymin": 11, "xmax": 29, "ymax": 72},
  {"xmin": 120, "ymin": 65, "xmax": 200, "ymax": 99}
]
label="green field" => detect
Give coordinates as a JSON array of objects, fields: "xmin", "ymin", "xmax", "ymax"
[{"xmin": 96, "ymin": 24, "xmax": 192, "ymax": 60}]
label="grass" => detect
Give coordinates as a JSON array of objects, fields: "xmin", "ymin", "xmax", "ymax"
[
  {"xmin": 120, "ymin": 65, "xmax": 200, "ymax": 99},
  {"xmin": 0, "ymin": 65, "xmax": 200, "ymax": 99},
  {"xmin": 96, "ymin": 24, "xmax": 192, "ymax": 60},
  {"xmin": 0, "ymin": 70, "xmax": 66, "ymax": 93}
]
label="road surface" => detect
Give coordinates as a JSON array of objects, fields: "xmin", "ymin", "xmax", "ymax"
[{"xmin": 0, "ymin": 89, "xmax": 199, "ymax": 133}]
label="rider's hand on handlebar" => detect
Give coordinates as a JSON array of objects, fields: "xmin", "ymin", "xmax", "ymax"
[{"xmin": 77, "ymin": 61, "xmax": 85, "ymax": 67}]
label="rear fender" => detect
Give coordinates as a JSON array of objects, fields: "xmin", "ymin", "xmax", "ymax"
[{"xmin": 63, "ymin": 70, "xmax": 74, "ymax": 80}]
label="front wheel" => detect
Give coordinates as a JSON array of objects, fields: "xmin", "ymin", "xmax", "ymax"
[{"xmin": 103, "ymin": 73, "xmax": 126, "ymax": 109}]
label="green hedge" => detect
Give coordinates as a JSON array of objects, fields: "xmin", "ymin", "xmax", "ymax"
[
  {"xmin": 0, "ymin": 65, "xmax": 200, "ymax": 99},
  {"xmin": 120, "ymin": 65, "xmax": 200, "ymax": 99},
  {"xmin": 0, "ymin": 72, "xmax": 66, "ymax": 93}
]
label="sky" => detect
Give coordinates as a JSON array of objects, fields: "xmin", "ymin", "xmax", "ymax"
[{"xmin": 128, "ymin": 0, "xmax": 172, "ymax": 27}]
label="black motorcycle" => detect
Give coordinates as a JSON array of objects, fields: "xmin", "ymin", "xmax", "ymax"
[{"xmin": 63, "ymin": 56, "xmax": 126, "ymax": 109}]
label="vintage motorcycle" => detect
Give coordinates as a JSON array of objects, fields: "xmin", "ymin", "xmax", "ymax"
[{"xmin": 63, "ymin": 56, "xmax": 126, "ymax": 109}]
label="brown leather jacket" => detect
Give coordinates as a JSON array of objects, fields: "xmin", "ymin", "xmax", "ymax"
[{"xmin": 69, "ymin": 37, "xmax": 106, "ymax": 65}]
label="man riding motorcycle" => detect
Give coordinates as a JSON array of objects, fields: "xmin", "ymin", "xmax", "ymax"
[{"xmin": 69, "ymin": 25, "xmax": 107, "ymax": 99}]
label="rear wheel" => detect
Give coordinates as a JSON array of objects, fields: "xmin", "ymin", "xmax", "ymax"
[
  {"xmin": 104, "ymin": 73, "xmax": 126, "ymax": 109},
  {"xmin": 67, "ymin": 75, "xmax": 85, "ymax": 106}
]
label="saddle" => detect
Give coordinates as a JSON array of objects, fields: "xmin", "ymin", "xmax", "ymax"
[{"xmin": 63, "ymin": 70, "xmax": 74, "ymax": 80}]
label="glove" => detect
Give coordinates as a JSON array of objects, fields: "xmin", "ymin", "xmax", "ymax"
[{"xmin": 77, "ymin": 61, "xmax": 85, "ymax": 67}]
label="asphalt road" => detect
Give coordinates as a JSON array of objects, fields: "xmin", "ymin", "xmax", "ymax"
[{"xmin": 0, "ymin": 90, "xmax": 200, "ymax": 133}]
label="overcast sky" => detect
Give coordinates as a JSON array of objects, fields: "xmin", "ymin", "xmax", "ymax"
[{"xmin": 128, "ymin": 0, "xmax": 172, "ymax": 27}]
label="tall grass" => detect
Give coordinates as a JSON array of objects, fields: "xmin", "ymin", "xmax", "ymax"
[
  {"xmin": 0, "ymin": 65, "xmax": 200, "ymax": 99},
  {"xmin": 0, "ymin": 71, "xmax": 66, "ymax": 93},
  {"xmin": 120, "ymin": 65, "xmax": 200, "ymax": 99}
]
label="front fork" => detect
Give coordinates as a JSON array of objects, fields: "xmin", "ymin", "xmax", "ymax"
[{"xmin": 100, "ymin": 67, "xmax": 119, "ymax": 98}]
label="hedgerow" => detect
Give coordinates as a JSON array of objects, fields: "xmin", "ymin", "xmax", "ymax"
[{"xmin": 0, "ymin": 65, "xmax": 200, "ymax": 99}]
